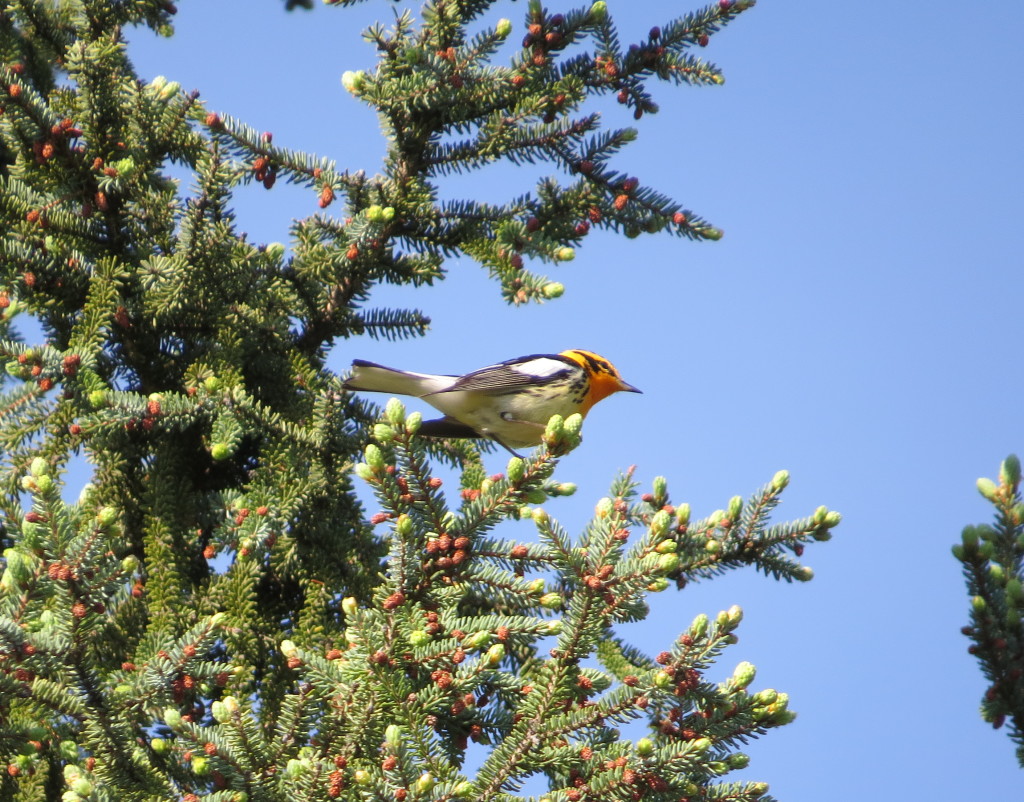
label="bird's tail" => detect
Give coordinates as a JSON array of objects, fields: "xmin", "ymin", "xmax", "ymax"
[{"xmin": 342, "ymin": 360, "xmax": 453, "ymax": 397}]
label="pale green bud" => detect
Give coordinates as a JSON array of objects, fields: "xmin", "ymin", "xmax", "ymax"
[
  {"xmin": 284, "ymin": 758, "xmax": 307, "ymax": 778},
  {"xmin": 654, "ymin": 539, "xmax": 677, "ymax": 554},
  {"xmin": 265, "ymin": 242, "xmax": 286, "ymax": 262},
  {"xmin": 507, "ymin": 456, "xmax": 525, "ymax": 483},
  {"xmin": 203, "ymin": 375, "xmax": 221, "ymax": 393},
  {"xmin": 341, "ymin": 70, "xmax": 367, "ymax": 94},
  {"xmin": 526, "ymin": 488, "xmax": 547, "ymax": 504},
  {"xmin": 395, "ymin": 514, "xmax": 413, "ymax": 536},
  {"xmin": 748, "ymin": 782, "xmax": 770, "ymax": 798},
  {"xmin": 824, "ymin": 510, "xmax": 842, "ymax": 527},
  {"xmin": 354, "ymin": 463, "xmax": 374, "ymax": 481},
  {"xmin": 753, "ymin": 688, "xmax": 778, "ymax": 705},
  {"xmin": 655, "ymin": 552, "xmax": 679, "ymax": 574},
  {"xmin": 527, "ymin": 578, "xmax": 546, "ymax": 594},
  {"xmin": 539, "ymin": 592, "xmax": 563, "ymax": 609},
  {"xmin": 280, "ymin": 639, "xmax": 299, "ymax": 659},
  {"xmin": 409, "ymin": 629, "xmax": 431, "ymax": 647},
  {"xmin": 731, "ymin": 660, "xmax": 756, "ymax": 689},
  {"xmin": 452, "ymin": 781, "xmax": 474, "ymax": 798},
  {"xmin": 192, "ymin": 755, "xmax": 210, "ymax": 775},
  {"xmin": 384, "ymin": 724, "xmax": 403, "ymax": 749},
  {"xmin": 545, "ymin": 620, "xmax": 563, "ymax": 634},
  {"xmin": 354, "ymin": 769, "xmax": 371, "ymax": 785},
  {"xmin": 366, "ymin": 204, "xmax": 385, "ymax": 223},
  {"xmin": 653, "ymin": 670, "xmax": 672, "ymax": 688},
  {"xmin": 157, "ymin": 80, "xmax": 180, "ymax": 101},
  {"xmin": 495, "ymin": 18, "xmax": 512, "ymax": 37},
  {"xmin": 210, "ymin": 442, "xmax": 231, "ymax": 461},
  {"xmin": 590, "ymin": 0, "xmax": 608, "ymax": 21},
  {"xmin": 96, "ymin": 506, "xmax": 118, "ymax": 527},
  {"xmin": 563, "ymin": 413, "xmax": 583, "ymax": 436},
  {"xmin": 676, "ymin": 503, "xmax": 691, "ymax": 526},
  {"xmin": 542, "ymin": 282, "xmax": 565, "ymax": 298},
  {"xmin": 647, "ymin": 577, "xmax": 669, "ymax": 592},
  {"xmin": 29, "ymin": 457, "xmax": 49, "ymax": 477},
  {"xmin": 531, "ymin": 507, "xmax": 549, "ymax": 526},
  {"xmin": 635, "ymin": 737, "xmax": 654, "ymax": 756},
  {"xmin": 211, "ymin": 700, "xmax": 230, "ymax": 722},
  {"xmin": 595, "ymin": 497, "xmax": 614, "ymax": 518},
  {"xmin": 3, "ymin": 549, "xmax": 35, "ymax": 583},
  {"xmin": 364, "ymin": 443, "xmax": 385, "ymax": 470},
  {"xmin": 727, "ymin": 495, "xmax": 742, "ymax": 520},
  {"xmin": 691, "ymin": 737, "xmax": 711, "ymax": 754},
  {"xmin": 384, "ymin": 397, "xmax": 406, "ymax": 425},
  {"xmin": 1000, "ymin": 455, "xmax": 1021, "ymax": 487},
  {"xmin": 164, "ymin": 708, "xmax": 182, "ymax": 728},
  {"xmin": 416, "ymin": 773, "xmax": 435, "ymax": 794},
  {"xmin": 35, "ymin": 475, "xmax": 53, "ymax": 493},
  {"xmin": 649, "ymin": 510, "xmax": 671, "ymax": 537},
  {"xmin": 554, "ymin": 247, "xmax": 575, "ymax": 262},
  {"xmin": 812, "ymin": 505, "xmax": 828, "ymax": 524},
  {"xmin": 771, "ymin": 469, "xmax": 790, "ymax": 491},
  {"xmin": 977, "ymin": 477, "xmax": 998, "ymax": 501},
  {"xmin": 989, "ymin": 563, "xmax": 1006, "ymax": 585},
  {"xmin": 774, "ymin": 708, "xmax": 798, "ymax": 725},
  {"xmin": 464, "ymin": 631, "xmax": 492, "ymax": 651},
  {"xmin": 705, "ymin": 538, "xmax": 721, "ymax": 553},
  {"xmin": 690, "ymin": 613, "xmax": 708, "ymax": 638},
  {"xmin": 150, "ymin": 737, "xmax": 170, "ymax": 754},
  {"xmin": 485, "ymin": 643, "xmax": 506, "ymax": 666},
  {"xmin": 972, "ymin": 594, "xmax": 986, "ymax": 612},
  {"xmin": 20, "ymin": 475, "xmax": 36, "ymax": 492},
  {"xmin": 727, "ymin": 605, "xmax": 743, "ymax": 626},
  {"xmin": 544, "ymin": 414, "xmax": 565, "ymax": 438},
  {"xmin": 795, "ymin": 565, "xmax": 814, "ymax": 581},
  {"xmin": 373, "ymin": 423, "xmax": 396, "ymax": 443},
  {"xmin": 405, "ymin": 410, "xmax": 422, "ymax": 433}
]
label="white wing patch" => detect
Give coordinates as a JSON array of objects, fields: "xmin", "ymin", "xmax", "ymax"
[{"xmin": 512, "ymin": 357, "xmax": 569, "ymax": 378}]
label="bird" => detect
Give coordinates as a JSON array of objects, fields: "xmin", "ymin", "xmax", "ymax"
[{"xmin": 342, "ymin": 349, "xmax": 641, "ymax": 454}]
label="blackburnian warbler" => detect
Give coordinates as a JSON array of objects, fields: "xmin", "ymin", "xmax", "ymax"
[{"xmin": 343, "ymin": 350, "xmax": 640, "ymax": 453}]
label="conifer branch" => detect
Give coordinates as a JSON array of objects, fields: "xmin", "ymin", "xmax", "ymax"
[{"xmin": 955, "ymin": 455, "xmax": 1024, "ymax": 765}]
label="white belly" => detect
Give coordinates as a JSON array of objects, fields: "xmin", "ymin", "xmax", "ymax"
[{"xmin": 427, "ymin": 389, "xmax": 581, "ymax": 448}]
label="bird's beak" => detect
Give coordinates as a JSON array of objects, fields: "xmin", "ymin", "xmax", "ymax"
[{"xmin": 619, "ymin": 380, "xmax": 642, "ymax": 394}]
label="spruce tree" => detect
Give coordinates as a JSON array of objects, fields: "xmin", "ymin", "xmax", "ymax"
[
  {"xmin": 0, "ymin": 2, "xmax": 841, "ymax": 800},
  {"xmin": 954, "ymin": 455, "xmax": 1024, "ymax": 766}
]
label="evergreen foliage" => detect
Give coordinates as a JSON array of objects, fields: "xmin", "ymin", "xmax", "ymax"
[
  {"xmin": 0, "ymin": 1, "xmax": 841, "ymax": 800},
  {"xmin": 954, "ymin": 455, "xmax": 1024, "ymax": 766}
]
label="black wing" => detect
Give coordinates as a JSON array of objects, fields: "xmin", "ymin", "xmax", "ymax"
[{"xmin": 431, "ymin": 354, "xmax": 574, "ymax": 395}]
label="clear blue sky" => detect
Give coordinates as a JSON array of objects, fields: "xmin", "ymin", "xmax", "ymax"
[{"xmin": 125, "ymin": 1, "xmax": 1023, "ymax": 798}]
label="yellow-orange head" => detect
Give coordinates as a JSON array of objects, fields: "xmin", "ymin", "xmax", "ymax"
[{"xmin": 559, "ymin": 349, "xmax": 641, "ymax": 414}]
